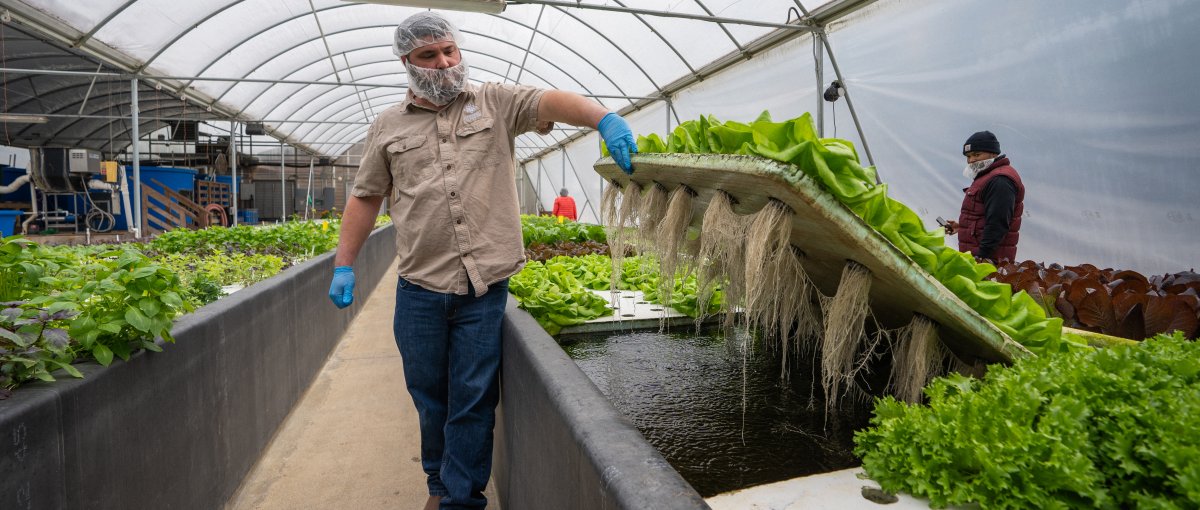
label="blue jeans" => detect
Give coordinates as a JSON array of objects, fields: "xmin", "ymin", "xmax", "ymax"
[{"xmin": 393, "ymin": 276, "xmax": 508, "ymax": 510}]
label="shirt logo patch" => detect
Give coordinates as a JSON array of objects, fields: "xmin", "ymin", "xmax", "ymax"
[{"xmin": 463, "ymin": 102, "xmax": 482, "ymax": 123}]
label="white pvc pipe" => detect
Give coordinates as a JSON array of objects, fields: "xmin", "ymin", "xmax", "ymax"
[
  {"xmin": 131, "ymin": 78, "xmax": 142, "ymax": 238},
  {"xmin": 119, "ymin": 165, "xmax": 133, "ymax": 233},
  {"xmin": 86, "ymin": 179, "xmax": 117, "ymax": 191},
  {"xmin": 0, "ymin": 173, "xmax": 28, "ymax": 194}
]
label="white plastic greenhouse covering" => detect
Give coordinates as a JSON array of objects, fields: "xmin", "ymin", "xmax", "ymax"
[{"xmin": 2, "ymin": 0, "xmax": 1197, "ymax": 275}]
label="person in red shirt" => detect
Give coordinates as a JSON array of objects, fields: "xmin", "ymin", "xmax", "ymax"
[{"xmin": 552, "ymin": 188, "xmax": 577, "ymax": 221}]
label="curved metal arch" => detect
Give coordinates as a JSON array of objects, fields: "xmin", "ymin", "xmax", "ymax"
[
  {"xmin": 269, "ymin": 47, "xmax": 585, "ymax": 144},
  {"xmin": 319, "ymin": 126, "xmax": 370, "ymax": 155},
  {"xmin": 543, "ymin": 5, "xmax": 663, "ymax": 96},
  {"xmin": 611, "ymin": 0, "xmax": 699, "ymax": 78},
  {"xmin": 312, "ymin": 114, "xmax": 379, "ymax": 152},
  {"xmin": 0, "ymin": 54, "xmax": 96, "ymax": 69},
  {"xmin": 293, "ymin": 55, "xmax": 561, "ymax": 144},
  {"xmin": 22, "ymin": 84, "xmax": 176, "ymax": 142},
  {"xmin": 138, "ymin": 0, "xmax": 246, "ymax": 72},
  {"xmin": 79, "ymin": 102, "xmax": 217, "ymax": 147},
  {"xmin": 285, "ymin": 85, "xmax": 409, "ymax": 144},
  {"xmin": 2, "ymin": 77, "xmax": 129, "ymax": 113},
  {"xmin": 320, "ymin": 102, "xmax": 408, "ymax": 150},
  {"xmin": 230, "ymin": 46, "xmax": 389, "ymax": 118},
  {"xmin": 38, "ymin": 85, "xmax": 195, "ymax": 142},
  {"xmin": 692, "ymin": 0, "xmax": 747, "ymax": 54},
  {"xmin": 480, "ymin": 14, "xmax": 631, "ymax": 99},
  {"xmin": 242, "ymin": 39, "xmax": 579, "ymax": 126},
  {"xmin": 239, "ymin": 30, "xmax": 606, "ymax": 117},
  {"xmin": 75, "ymin": 0, "xmax": 138, "ymax": 47},
  {"xmin": 182, "ymin": 1, "xmax": 353, "ymax": 99},
  {"xmin": 273, "ymin": 52, "xmax": 573, "ymax": 143},
  {"xmin": 238, "ymin": 25, "xmax": 613, "ymax": 125},
  {"xmin": 288, "ymin": 74, "xmax": 492, "ymax": 143},
  {"xmin": 171, "ymin": 2, "xmax": 624, "ymax": 108}
]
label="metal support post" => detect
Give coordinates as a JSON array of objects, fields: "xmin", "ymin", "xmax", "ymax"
[
  {"xmin": 280, "ymin": 140, "xmax": 286, "ymax": 222},
  {"xmin": 230, "ymin": 122, "xmax": 239, "ymax": 226},
  {"xmin": 818, "ymin": 33, "xmax": 878, "ymax": 181},
  {"xmin": 814, "ymin": 35, "xmax": 825, "ymax": 137},
  {"xmin": 130, "ymin": 78, "xmax": 142, "ymax": 238}
]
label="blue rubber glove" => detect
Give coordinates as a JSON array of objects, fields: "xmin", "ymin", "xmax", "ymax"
[
  {"xmin": 329, "ymin": 266, "xmax": 355, "ymax": 309},
  {"xmin": 597, "ymin": 112, "xmax": 637, "ymax": 174}
]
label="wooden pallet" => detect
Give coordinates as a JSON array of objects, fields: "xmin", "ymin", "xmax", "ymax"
[
  {"xmin": 195, "ymin": 180, "xmax": 232, "ymax": 208},
  {"xmin": 141, "ymin": 179, "xmax": 209, "ymax": 234}
]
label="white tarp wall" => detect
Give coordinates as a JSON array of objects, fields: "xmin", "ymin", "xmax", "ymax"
[{"xmin": 527, "ymin": 0, "xmax": 1198, "ymax": 276}]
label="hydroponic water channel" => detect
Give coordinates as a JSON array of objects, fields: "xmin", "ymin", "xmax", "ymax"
[{"xmin": 563, "ymin": 327, "xmax": 874, "ymax": 497}]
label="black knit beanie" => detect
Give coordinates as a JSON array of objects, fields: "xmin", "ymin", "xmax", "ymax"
[{"xmin": 963, "ymin": 130, "xmax": 1001, "ymax": 155}]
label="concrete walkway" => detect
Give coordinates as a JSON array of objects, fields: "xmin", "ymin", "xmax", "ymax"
[{"xmin": 226, "ymin": 263, "xmax": 498, "ymax": 510}]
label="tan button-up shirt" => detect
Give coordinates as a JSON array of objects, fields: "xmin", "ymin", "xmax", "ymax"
[{"xmin": 352, "ymin": 82, "xmax": 545, "ymax": 296}]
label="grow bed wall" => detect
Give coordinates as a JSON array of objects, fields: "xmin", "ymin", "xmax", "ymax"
[
  {"xmin": 0, "ymin": 225, "xmax": 396, "ymax": 510},
  {"xmin": 495, "ymin": 299, "xmax": 710, "ymax": 510}
]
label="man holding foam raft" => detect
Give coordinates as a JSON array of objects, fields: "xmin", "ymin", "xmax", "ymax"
[
  {"xmin": 326, "ymin": 11, "xmax": 636, "ymax": 510},
  {"xmin": 945, "ymin": 130, "xmax": 1025, "ymax": 263}
]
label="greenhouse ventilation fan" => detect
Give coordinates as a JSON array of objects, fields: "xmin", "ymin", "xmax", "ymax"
[{"xmin": 339, "ymin": 0, "xmax": 506, "ymax": 13}]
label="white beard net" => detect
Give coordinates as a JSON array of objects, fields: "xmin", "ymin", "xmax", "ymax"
[
  {"xmin": 405, "ymin": 58, "xmax": 469, "ymax": 106},
  {"xmin": 963, "ymin": 157, "xmax": 995, "ymax": 179}
]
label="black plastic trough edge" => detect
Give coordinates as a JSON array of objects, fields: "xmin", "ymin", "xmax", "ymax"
[
  {"xmin": 495, "ymin": 299, "xmax": 711, "ymax": 510},
  {"xmin": 0, "ymin": 224, "xmax": 396, "ymax": 510}
]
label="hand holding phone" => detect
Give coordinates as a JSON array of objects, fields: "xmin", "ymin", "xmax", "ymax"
[{"xmin": 937, "ymin": 216, "xmax": 957, "ymax": 234}]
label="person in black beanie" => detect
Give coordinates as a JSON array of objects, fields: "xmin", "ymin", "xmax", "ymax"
[{"xmin": 943, "ymin": 130, "xmax": 1026, "ymax": 263}]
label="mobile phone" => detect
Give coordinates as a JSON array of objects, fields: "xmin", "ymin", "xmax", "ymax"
[{"xmin": 936, "ymin": 216, "xmax": 948, "ymax": 227}]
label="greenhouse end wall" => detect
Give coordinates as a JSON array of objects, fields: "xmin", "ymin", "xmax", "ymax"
[
  {"xmin": 0, "ymin": 225, "xmax": 396, "ymax": 510},
  {"xmin": 494, "ymin": 300, "xmax": 711, "ymax": 510}
]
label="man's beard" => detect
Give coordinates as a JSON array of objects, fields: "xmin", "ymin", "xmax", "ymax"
[{"xmin": 406, "ymin": 59, "xmax": 469, "ymax": 106}]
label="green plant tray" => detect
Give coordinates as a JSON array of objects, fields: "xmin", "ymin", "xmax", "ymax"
[{"xmin": 596, "ymin": 153, "xmax": 1030, "ymax": 364}]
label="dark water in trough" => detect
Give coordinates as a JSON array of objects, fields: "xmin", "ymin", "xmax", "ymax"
[{"xmin": 563, "ymin": 327, "xmax": 876, "ymax": 497}]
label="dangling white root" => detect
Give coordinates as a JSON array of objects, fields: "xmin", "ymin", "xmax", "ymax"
[
  {"xmin": 889, "ymin": 314, "xmax": 947, "ymax": 403},
  {"xmin": 606, "ymin": 182, "xmax": 642, "ymax": 294},
  {"xmin": 744, "ymin": 200, "xmax": 821, "ymax": 381},
  {"xmin": 820, "ymin": 261, "xmax": 872, "ymax": 409},
  {"xmin": 637, "ymin": 183, "xmax": 669, "ymax": 259},
  {"xmin": 696, "ymin": 191, "xmax": 748, "ymax": 332},
  {"xmin": 655, "ymin": 186, "xmax": 696, "ymax": 316}
]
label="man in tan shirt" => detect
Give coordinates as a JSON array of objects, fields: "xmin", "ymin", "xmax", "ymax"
[{"xmin": 327, "ymin": 11, "xmax": 636, "ymax": 510}]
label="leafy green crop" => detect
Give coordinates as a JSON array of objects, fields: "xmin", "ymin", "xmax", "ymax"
[
  {"xmin": 509, "ymin": 258, "xmax": 612, "ymax": 335},
  {"xmin": 520, "ymin": 214, "xmax": 606, "ymax": 247},
  {"xmin": 509, "ymin": 254, "xmax": 721, "ymax": 334},
  {"xmin": 149, "ymin": 219, "xmax": 339, "ymax": 259},
  {"xmin": 1, "ymin": 236, "xmax": 191, "ymax": 391},
  {"xmin": 622, "ymin": 112, "xmax": 1080, "ymax": 355},
  {"xmin": 0, "ymin": 219, "xmax": 349, "ymax": 393},
  {"xmin": 854, "ymin": 332, "xmax": 1200, "ymax": 508},
  {"xmin": 156, "ymin": 251, "xmax": 286, "ymax": 306}
]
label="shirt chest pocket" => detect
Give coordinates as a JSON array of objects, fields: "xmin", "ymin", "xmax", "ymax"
[
  {"xmin": 456, "ymin": 117, "xmax": 496, "ymax": 170},
  {"xmin": 388, "ymin": 135, "xmax": 435, "ymax": 194}
]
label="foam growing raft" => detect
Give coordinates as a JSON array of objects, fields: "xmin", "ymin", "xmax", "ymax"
[{"xmin": 595, "ymin": 153, "xmax": 1032, "ymax": 404}]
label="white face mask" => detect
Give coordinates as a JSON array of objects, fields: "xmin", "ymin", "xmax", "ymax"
[
  {"xmin": 405, "ymin": 57, "xmax": 469, "ymax": 106},
  {"xmin": 962, "ymin": 157, "xmax": 995, "ymax": 179}
]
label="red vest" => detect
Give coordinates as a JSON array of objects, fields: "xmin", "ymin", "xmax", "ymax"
[
  {"xmin": 958, "ymin": 158, "xmax": 1024, "ymax": 262},
  {"xmin": 552, "ymin": 196, "xmax": 577, "ymax": 220}
]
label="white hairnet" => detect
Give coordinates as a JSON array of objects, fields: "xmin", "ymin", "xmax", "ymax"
[{"xmin": 392, "ymin": 12, "xmax": 463, "ymax": 59}]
